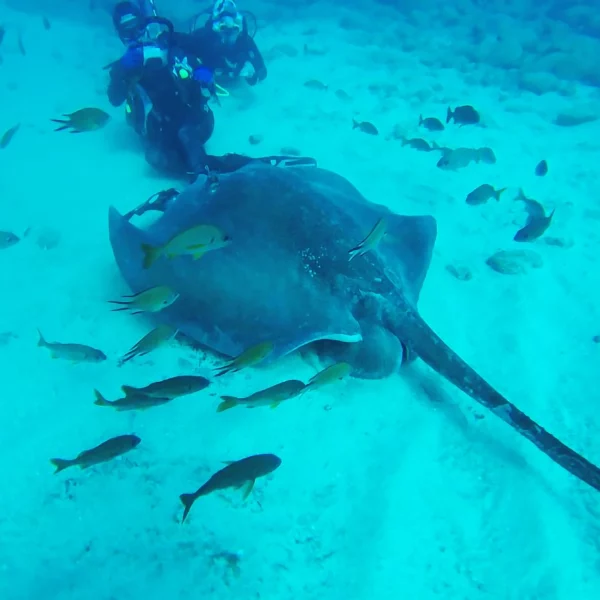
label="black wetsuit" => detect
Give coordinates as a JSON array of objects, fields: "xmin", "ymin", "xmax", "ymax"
[
  {"xmin": 107, "ymin": 32, "xmax": 215, "ymax": 175},
  {"xmin": 188, "ymin": 20, "xmax": 267, "ymax": 85}
]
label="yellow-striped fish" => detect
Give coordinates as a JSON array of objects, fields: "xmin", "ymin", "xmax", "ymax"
[
  {"xmin": 214, "ymin": 341, "xmax": 274, "ymax": 377},
  {"xmin": 217, "ymin": 379, "xmax": 306, "ymax": 412},
  {"xmin": 303, "ymin": 362, "xmax": 352, "ymax": 392},
  {"xmin": 118, "ymin": 324, "xmax": 176, "ymax": 365},
  {"xmin": 108, "ymin": 285, "xmax": 179, "ymax": 315},
  {"xmin": 141, "ymin": 224, "xmax": 231, "ymax": 269},
  {"xmin": 348, "ymin": 217, "xmax": 387, "ymax": 261},
  {"xmin": 37, "ymin": 330, "xmax": 107, "ymax": 363}
]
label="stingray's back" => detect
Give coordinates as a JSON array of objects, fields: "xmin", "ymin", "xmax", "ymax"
[{"xmin": 109, "ymin": 164, "xmax": 436, "ymax": 358}]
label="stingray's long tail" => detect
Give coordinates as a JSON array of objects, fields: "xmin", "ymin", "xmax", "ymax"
[{"xmin": 399, "ymin": 309, "xmax": 600, "ymax": 493}]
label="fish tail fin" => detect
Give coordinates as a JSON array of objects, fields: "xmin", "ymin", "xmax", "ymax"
[
  {"xmin": 50, "ymin": 458, "xmax": 74, "ymax": 473},
  {"xmin": 141, "ymin": 243, "xmax": 158, "ymax": 269},
  {"xmin": 36, "ymin": 329, "xmax": 47, "ymax": 348},
  {"xmin": 179, "ymin": 493, "xmax": 197, "ymax": 523},
  {"xmin": 430, "ymin": 140, "xmax": 440, "ymax": 150},
  {"xmin": 351, "ymin": 118, "xmax": 359, "ymax": 130},
  {"xmin": 93, "ymin": 389, "xmax": 111, "ymax": 407},
  {"xmin": 495, "ymin": 187, "xmax": 508, "ymax": 201},
  {"xmin": 515, "ymin": 188, "xmax": 527, "ymax": 201},
  {"xmin": 446, "ymin": 107, "xmax": 453, "ymax": 123},
  {"xmin": 418, "ymin": 114, "xmax": 424, "ymax": 125},
  {"xmin": 347, "ymin": 245, "xmax": 362, "ymax": 262},
  {"xmin": 217, "ymin": 396, "xmax": 238, "ymax": 412}
]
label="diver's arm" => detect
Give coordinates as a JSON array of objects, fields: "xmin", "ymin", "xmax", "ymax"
[
  {"xmin": 107, "ymin": 60, "xmax": 133, "ymax": 107},
  {"xmin": 240, "ymin": 36, "xmax": 266, "ymax": 85}
]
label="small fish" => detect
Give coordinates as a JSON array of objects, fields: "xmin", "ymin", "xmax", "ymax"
[
  {"xmin": 303, "ymin": 362, "xmax": 352, "ymax": 393},
  {"xmin": 0, "ymin": 25, "xmax": 5, "ymax": 47},
  {"xmin": 37, "ymin": 330, "xmax": 107, "ymax": 363},
  {"xmin": 352, "ymin": 118, "xmax": 378, "ymax": 136},
  {"xmin": 446, "ymin": 105, "xmax": 480, "ymax": 126},
  {"xmin": 535, "ymin": 160, "xmax": 548, "ymax": 177},
  {"xmin": 0, "ymin": 230, "xmax": 19, "ymax": 249},
  {"xmin": 477, "ymin": 147, "xmax": 496, "ymax": 164},
  {"xmin": 335, "ymin": 89, "xmax": 352, "ymax": 102},
  {"xmin": 108, "ymin": 285, "xmax": 180, "ymax": 315},
  {"xmin": 121, "ymin": 375, "xmax": 210, "ymax": 399},
  {"xmin": 119, "ymin": 324, "xmax": 176, "ymax": 365},
  {"xmin": 179, "ymin": 454, "xmax": 282, "ymax": 523},
  {"xmin": 214, "ymin": 341, "xmax": 274, "ymax": 377},
  {"xmin": 51, "ymin": 108, "xmax": 110, "ymax": 133},
  {"xmin": 93, "ymin": 389, "xmax": 171, "ymax": 411},
  {"xmin": 436, "ymin": 147, "xmax": 481, "ymax": 170},
  {"xmin": 304, "ymin": 79, "xmax": 328, "ymax": 90},
  {"xmin": 50, "ymin": 434, "xmax": 141, "ymax": 473},
  {"xmin": 418, "ymin": 115, "xmax": 444, "ymax": 131},
  {"xmin": 399, "ymin": 137, "xmax": 437, "ymax": 152},
  {"xmin": 141, "ymin": 224, "xmax": 230, "ymax": 269},
  {"xmin": 348, "ymin": 217, "xmax": 387, "ymax": 261},
  {"xmin": 17, "ymin": 34, "xmax": 25, "ymax": 56},
  {"xmin": 466, "ymin": 184, "xmax": 506, "ymax": 205},
  {"xmin": 217, "ymin": 379, "xmax": 306, "ymax": 412},
  {"xmin": 1, "ymin": 124, "xmax": 20, "ymax": 149},
  {"xmin": 42, "ymin": 16, "xmax": 51, "ymax": 30},
  {"xmin": 514, "ymin": 189, "xmax": 554, "ymax": 242}
]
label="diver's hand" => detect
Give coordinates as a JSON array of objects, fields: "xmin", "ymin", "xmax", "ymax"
[
  {"xmin": 192, "ymin": 65, "xmax": 216, "ymax": 98},
  {"xmin": 120, "ymin": 44, "xmax": 144, "ymax": 70},
  {"xmin": 239, "ymin": 61, "xmax": 255, "ymax": 80}
]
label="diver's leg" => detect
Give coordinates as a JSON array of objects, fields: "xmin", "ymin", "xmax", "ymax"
[{"xmin": 177, "ymin": 107, "xmax": 215, "ymax": 174}]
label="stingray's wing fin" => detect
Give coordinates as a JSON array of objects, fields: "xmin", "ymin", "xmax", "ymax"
[{"xmin": 381, "ymin": 214, "xmax": 437, "ymax": 305}]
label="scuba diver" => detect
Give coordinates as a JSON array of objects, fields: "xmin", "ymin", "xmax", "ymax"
[
  {"xmin": 108, "ymin": 2, "xmax": 221, "ymax": 176},
  {"xmin": 189, "ymin": 0, "xmax": 267, "ymax": 86}
]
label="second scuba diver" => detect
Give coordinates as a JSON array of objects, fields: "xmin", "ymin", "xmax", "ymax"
[{"xmin": 107, "ymin": 1, "xmax": 311, "ymax": 179}]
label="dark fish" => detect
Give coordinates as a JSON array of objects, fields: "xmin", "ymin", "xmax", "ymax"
[
  {"xmin": 37, "ymin": 330, "xmax": 107, "ymax": 362},
  {"xmin": 466, "ymin": 184, "xmax": 506, "ymax": 205},
  {"xmin": 535, "ymin": 160, "xmax": 548, "ymax": 176},
  {"xmin": 51, "ymin": 108, "xmax": 110, "ymax": 133},
  {"xmin": 94, "ymin": 389, "xmax": 172, "ymax": 411},
  {"xmin": 0, "ymin": 230, "xmax": 19, "ymax": 249},
  {"xmin": 436, "ymin": 147, "xmax": 480, "ymax": 170},
  {"xmin": 1, "ymin": 123, "xmax": 20, "ymax": 149},
  {"xmin": 179, "ymin": 454, "xmax": 282, "ymax": 523},
  {"xmin": 514, "ymin": 189, "xmax": 554, "ymax": 242},
  {"xmin": 121, "ymin": 375, "xmax": 210, "ymax": 399},
  {"xmin": 0, "ymin": 25, "xmax": 5, "ymax": 47},
  {"xmin": 17, "ymin": 34, "xmax": 25, "ymax": 56},
  {"xmin": 352, "ymin": 118, "xmax": 378, "ymax": 136},
  {"xmin": 50, "ymin": 434, "xmax": 141, "ymax": 473},
  {"xmin": 304, "ymin": 79, "xmax": 328, "ymax": 91},
  {"xmin": 400, "ymin": 136, "xmax": 436, "ymax": 152},
  {"xmin": 43, "ymin": 17, "xmax": 51, "ymax": 30},
  {"xmin": 418, "ymin": 115, "xmax": 444, "ymax": 131},
  {"xmin": 335, "ymin": 89, "xmax": 352, "ymax": 102},
  {"xmin": 477, "ymin": 146, "xmax": 496, "ymax": 164},
  {"xmin": 446, "ymin": 105, "xmax": 480, "ymax": 125}
]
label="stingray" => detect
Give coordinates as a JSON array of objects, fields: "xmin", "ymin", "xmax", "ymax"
[{"xmin": 109, "ymin": 163, "xmax": 600, "ymax": 493}]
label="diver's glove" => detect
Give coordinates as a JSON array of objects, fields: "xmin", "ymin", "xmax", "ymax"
[
  {"xmin": 120, "ymin": 44, "xmax": 145, "ymax": 70},
  {"xmin": 192, "ymin": 65, "xmax": 217, "ymax": 99}
]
